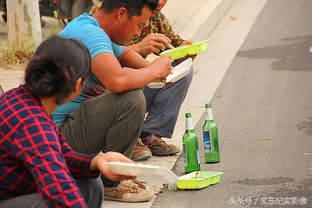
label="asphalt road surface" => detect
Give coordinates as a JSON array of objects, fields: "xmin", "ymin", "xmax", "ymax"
[{"xmin": 152, "ymin": 0, "xmax": 312, "ymax": 207}]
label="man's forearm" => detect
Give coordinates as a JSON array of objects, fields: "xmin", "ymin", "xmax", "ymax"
[{"xmin": 119, "ymin": 47, "xmax": 150, "ymax": 69}]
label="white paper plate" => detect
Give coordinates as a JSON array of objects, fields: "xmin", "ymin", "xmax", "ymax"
[
  {"xmin": 147, "ymin": 58, "xmax": 192, "ymax": 88},
  {"xmin": 105, "ymin": 162, "xmax": 179, "ymax": 184}
]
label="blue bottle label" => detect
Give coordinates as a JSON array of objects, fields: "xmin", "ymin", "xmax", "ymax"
[{"xmin": 203, "ymin": 131, "xmax": 212, "ymax": 152}]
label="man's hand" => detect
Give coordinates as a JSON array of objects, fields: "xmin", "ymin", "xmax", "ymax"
[
  {"xmin": 148, "ymin": 54, "xmax": 173, "ymax": 81},
  {"xmin": 129, "ymin": 33, "xmax": 171, "ymax": 57},
  {"xmin": 90, "ymin": 152, "xmax": 135, "ymax": 181}
]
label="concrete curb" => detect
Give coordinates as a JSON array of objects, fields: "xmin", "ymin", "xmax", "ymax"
[{"xmin": 181, "ymin": 0, "xmax": 235, "ymax": 42}]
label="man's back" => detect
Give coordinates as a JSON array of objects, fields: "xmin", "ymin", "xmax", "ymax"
[{"xmin": 52, "ymin": 13, "xmax": 125, "ymax": 126}]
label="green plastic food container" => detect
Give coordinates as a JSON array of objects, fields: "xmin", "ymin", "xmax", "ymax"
[
  {"xmin": 159, "ymin": 40, "xmax": 208, "ymax": 60},
  {"xmin": 176, "ymin": 171, "xmax": 223, "ymax": 190}
]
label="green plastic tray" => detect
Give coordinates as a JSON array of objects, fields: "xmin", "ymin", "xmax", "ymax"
[
  {"xmin": 159, "ymin": 40, "xmax": 208, "ymax": 60},
  {"xmin": 176, "ymin": 171, "xmax": 223, "ymax": 190}
]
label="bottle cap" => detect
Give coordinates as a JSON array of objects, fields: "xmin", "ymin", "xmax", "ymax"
[
  {"xmin": 205, "ymin": 103, "xmax": 212, "ymax": 108},
  {"xmin": 185, "ymin": 112, "xmax": 192, "ymax": 118}
]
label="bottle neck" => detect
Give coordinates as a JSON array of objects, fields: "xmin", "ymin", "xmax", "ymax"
[
  {"xmin": 185, "ymin": 117, "xmax": 194, "ymax": 130},
  {"xmin": 205, "ymin": 108, "xmax": 214, "ymax": 121}
]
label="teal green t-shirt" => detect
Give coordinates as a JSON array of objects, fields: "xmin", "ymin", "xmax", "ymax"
[{"xmin": 52, "ymin": 13, "xmax": 124, "ymax": 126}]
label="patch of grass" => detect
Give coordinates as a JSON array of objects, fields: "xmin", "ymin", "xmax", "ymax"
[
  {"xmin": 0, "ymin": 22, "xmax": 61, "ymax": 70},
  {"xmin": 0, "ymin": 43, "xmax": 33, "ymax": 70}
]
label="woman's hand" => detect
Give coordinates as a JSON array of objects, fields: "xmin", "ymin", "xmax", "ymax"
[{"xmin": 90, "ymin": 152, "xmax": 135, "ymax": 181}]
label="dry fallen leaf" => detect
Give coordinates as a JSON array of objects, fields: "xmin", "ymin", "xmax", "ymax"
[
  {"xmin": 259, "ymin": 138, "xmax": 272, "ymax": 141},
  {"xmin": 230, "ymin": 16, "xmax": 238, "ymax": 20}
]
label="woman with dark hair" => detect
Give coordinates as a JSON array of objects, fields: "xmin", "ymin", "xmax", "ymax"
[{"xmin": 0, "ymin": 35, "xmax": 133, "ymax": 208}]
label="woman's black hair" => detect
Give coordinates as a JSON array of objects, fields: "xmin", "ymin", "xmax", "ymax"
[
  {"xmin": 100, "ymin": 0, "xmax": 159, "ymax": 18},
  {"xmin": 24, "ymin": 35, "xmax": 91, "ymax": 104}
]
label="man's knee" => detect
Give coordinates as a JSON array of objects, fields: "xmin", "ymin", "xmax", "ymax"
[{"xmin": 121, "ymin": 89, "xmax": 146, "ymax": 116}]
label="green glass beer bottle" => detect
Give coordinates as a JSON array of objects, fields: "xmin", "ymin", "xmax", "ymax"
[
  {"xmin": 202, "ymin": 104, "xmax": 220, "ymax": 163},
  {"xmin": 183, "ymin": 112, "xmax": 200, "ymax": 173}
]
